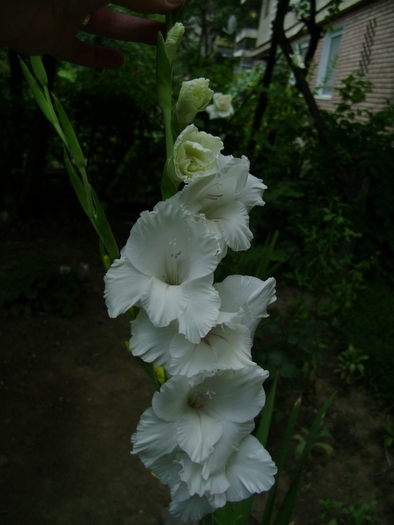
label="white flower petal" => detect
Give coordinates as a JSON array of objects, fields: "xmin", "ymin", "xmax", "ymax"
[
  {"xmin": 171, "ymin": 124, "xmax": 223, "ymax": 183},
  {"xmin": 124, "ymin": 202, "xmax": 192, "ymax": 280},
  {"xmin": 225, "ymin": 435, "xmax": 277, "ymax": 501},
  {"xmin": 213, "ymin": 200, "xmax": 252, "ymax": 251},
  {"xmin": 177, "ymin": 276, "xmax": 221, "ymax": 344},
  {"xmin": 177, "ymin": 456, "xmax": 207, "ymax": 496},
  {"xmin": 201, "ymin": 420, "xmax": 255, "ymax": 478},
  {"xmin": 152, "ymin": 374, "xmax": 191, "ymax": 422},
  {"xmin": 180, "ymin": 155, "xmax": 249, "ymax": 214},
  {"xmin": 203, "ymin": 367, "xmax": 268, "ymax": 423},
  {"xmin": 149, "ymin": 452, "xmax": 182, "ymax": 486},
  {"xmin": 104, "ymin": 256, "xmax": 151, "ymax": 318},
  {"xmin": 177, "ymin": 411, "xmax": 223, "ymax": 462},
  {"xmin": 131, "ymin": 407, "xmax": 178, "ymax": 468},
  {"xmin": 238, "ymin": 174, "xmax": 267, "ymax": 211},
  {"xmin": 168, "ymin": 323, "xmax": 252, "ymax": 377},
  {"xmin": 215, "ymin": 275, "xmax": 276, "ymax": 335},
  {"xmin": 130, "ymin": 309, "xmax": 174, "ymax": 367},
  {"xmin": 187, "ymin": 220, "xmax": 223, "ymax": 280},
  {"xmin": 177, "ymin": 454, "xmax": 230, "ymax": 497},
  {"xmin": 169, "ymin": 494, "xmax": 215, "ymax": 522},
  {"xmin": 141, "ymin": 278, "xmax": 189, "ymax": 327}
]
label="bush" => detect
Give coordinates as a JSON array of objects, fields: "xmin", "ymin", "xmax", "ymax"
[
  {"xmin": 342, "ymin": 280, "xmax": 394, "ymax": 406},
  {"xmin": 0, "ymin": 258, "xmax": 90, "ymax": 317}
]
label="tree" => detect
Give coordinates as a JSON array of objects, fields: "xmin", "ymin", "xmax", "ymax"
[{"xmin": 247, "ymin": 0, "xmax": 342, "ymax": 156}]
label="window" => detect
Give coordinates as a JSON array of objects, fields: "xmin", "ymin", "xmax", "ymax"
[
  {"xmin": 288, "ymin": 40, "xmax": 308, "ymax": 85},
  {"xmin": 263, "ymin": 0, "xmax": 271, "ymax": 18},
  {"xmin": 316, "ymin": 28, "xmax": 343, "ymax": 98}
]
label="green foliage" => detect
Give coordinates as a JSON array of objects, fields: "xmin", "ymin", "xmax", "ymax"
[
  {"xmin": 217, "ymin": 228, "xmax": 288, "ymax": 283},
  {"xmin": 319, "ymin": 498, "xmax": 378, "ymax": 525},
  {"xmin": 254, "ymin": 310, "xmax": 328, "ymax": 383},
  {"xmin": 0, "ymin": 259, "xmax": 90, "ymax": 317},
  {"xmin": 334, "ymin": 344, "xmax": 369, "ymax": 385},
  {"xmin": 382, "ymin": 419, "xmax": 394, "ymax": 449},
  {"xmin": 342, "ymin": 280, "xmax": 394, "ymax": 405},
  {"xmin": 52, "ymin": 43, "xmax": 164, "ymax": 210},
  {"xmin": 293, "ymin": 425, "xmax": 333, "ymax": 460},
  {"xmin": 233, "ymin": 69, "xmax": 394, "ymax": 324}
]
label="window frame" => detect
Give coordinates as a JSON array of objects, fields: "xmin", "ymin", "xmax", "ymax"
[{"xmin": 315, "ymin": 27, "xmax": 343, "ymax": 99}]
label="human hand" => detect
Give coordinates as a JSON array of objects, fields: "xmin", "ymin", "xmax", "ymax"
[{"xmin": 0, "ymin": 0, "xmax": 184, "ymax": 68}]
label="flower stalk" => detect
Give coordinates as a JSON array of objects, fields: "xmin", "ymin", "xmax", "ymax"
[{"xmin": 20, "ymin": 3, "xmax": 336, "ymax": 523}]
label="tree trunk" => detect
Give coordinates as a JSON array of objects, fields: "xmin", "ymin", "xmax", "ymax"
[{"xmin": 247, "ymin": 0, "xmax": 290, "ymax": 159}]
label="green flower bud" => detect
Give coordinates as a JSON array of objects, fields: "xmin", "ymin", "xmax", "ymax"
[
  {"xmin": 175, "ymin": 78, "xmax": 214, "ymax": 127},
  {"xmin": 165, "ymin": 22, "xmax": 185, "ymax": 63}
]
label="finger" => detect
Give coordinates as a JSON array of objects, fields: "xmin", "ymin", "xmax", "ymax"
[
  {"xmin": 51, "ymin": 37, "xmax": 125, "ymax": 69},
  {"xmin": 113, "ymin": 0, "xmax": 184, "ymax": 15},
  {"xmin": 83, "ymin": 8, "xmax": 165, "ymax": 45}
]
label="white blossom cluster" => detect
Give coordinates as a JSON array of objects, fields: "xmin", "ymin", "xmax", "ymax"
[{"xmin": 104, "ymin": 79, "xmax": 277, "ymax": 522}]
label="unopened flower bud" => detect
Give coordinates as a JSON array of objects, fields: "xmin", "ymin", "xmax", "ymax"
[
  {"xmin": 175, "ymin": 78, "xmax": 214, "ymax": 127},
  {"xmin": 165, "ymin": 22, "xmax": 185, "ymax": 63}
]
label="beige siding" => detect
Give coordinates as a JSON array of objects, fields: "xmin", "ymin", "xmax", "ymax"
[{"xmin": 309, "ymin": 0, "xmax": 394, "ymax": 112}]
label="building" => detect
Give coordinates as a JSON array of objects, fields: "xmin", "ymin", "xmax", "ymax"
[{"xmin": 248, "ymin": 0, "xmax": 394, "ymax": 112}]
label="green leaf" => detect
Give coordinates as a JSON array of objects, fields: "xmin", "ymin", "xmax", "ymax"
[
  {"xmin": 156, "ymin": 32, "xmax": 172, "ymax": 114},
  {"xmin": 19, "ymin": 58, "xmax": 56, "ymax": 124},
  {"xmin": 232, "ymin": 372, "xmax": 280, "ymax": 525},
  {"xmin": 63, "ymin": 149, "xmax": 90, "ymax": 216},
  {"xmin": 90, "ymin": 187, "xmax": 119, "ymax": 262},
  {"xmin": 260, "ymin": 396, "xmax": 302, "ymax": 525},
  {"xmin": 256, "ymin": 370, "xmax": 279, "ymax": 447},
  {"xmin": 54, "ymin": 97, "xmax": 86, "ymax": 170},
  {"xmin": 271, "ymin": 392, "xmax": 336, "ymax": 525},
  {"xmin": 30, "ymin": 55, "xmax": 48, "ymax": 86}
]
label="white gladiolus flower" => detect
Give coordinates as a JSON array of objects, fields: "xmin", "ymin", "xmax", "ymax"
[
  {"xmin": 169, "ymin": 124, "xmax": 223, "ymax": 184},
  {"xmin": 206, "ymin": 92, "xmax": 234, "ymax": 120},
  {"xmin": 130, "ymin": 275, "xmax": 276, "ymax": 375},
  {"xmin": 169, "ymin": 435, "xmax": 277, "ymax": 521},
  {"xmin": 104, "ymin": 200, "xmax": 221, "ymax": 343},
  {"xmin": 175, "ymin": 78, "xmax": 214, "ymax": 127},
  {"xmin": 172, "ymin": 154, "xmax": 266, "ymax": 254},
  {"xmin": 131, "ymin": 366, "xmax": 268, "ymax": 466}
]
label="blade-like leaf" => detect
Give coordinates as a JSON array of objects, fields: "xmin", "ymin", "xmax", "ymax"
[
  {"xmin": 54, "ymin": 97, "xmax": 86, "ymax": 170},
  {"xmin": 30, "ymin": 55, "xmax": 49, "ymax": 86},
  {"xmin": 256, "ymin": 369, "xmax": 279, "ymax": 447},
  {"xmin": 90, "ymin": 187, "xmax": 119, "ymax": 262},
  {"xmin": 271, "ymin": 392, "xmax": 336, "ymax": 525},
  {"xmin": 63, "ymin": 149, "xmax": 90, "ymax": 216},
  {"xmin": 233, "ymin": 371, "xmax": 280, "ymax": 525},
  {"xmin": 260, "ymin": 396, "xmax": 302, "ymax": 525},
  {"xmin": 19, "ymin": 58, "xmax": 56, "ymax": 125}
]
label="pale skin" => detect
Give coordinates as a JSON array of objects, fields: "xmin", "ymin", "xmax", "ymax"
[{"xmin": 0, "ymin": 0, "xmax": 184, "ymax": 68}]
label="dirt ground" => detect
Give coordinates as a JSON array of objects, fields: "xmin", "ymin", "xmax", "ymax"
[{"xmin": 1, "ymin": 208, "xmax": 393, "ymax": 525}]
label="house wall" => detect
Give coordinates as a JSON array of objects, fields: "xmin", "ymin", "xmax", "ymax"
[
  {"xmin": 254, "ymin": 0, "xmax": 394, "ymax": 113},
  {"xmin": 255, "ymin": 0, "xmax": 361, "ymax": 52},
  {"xmin": 295, "ymin": 0, "xmax": 394, "ymax": 113}
]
